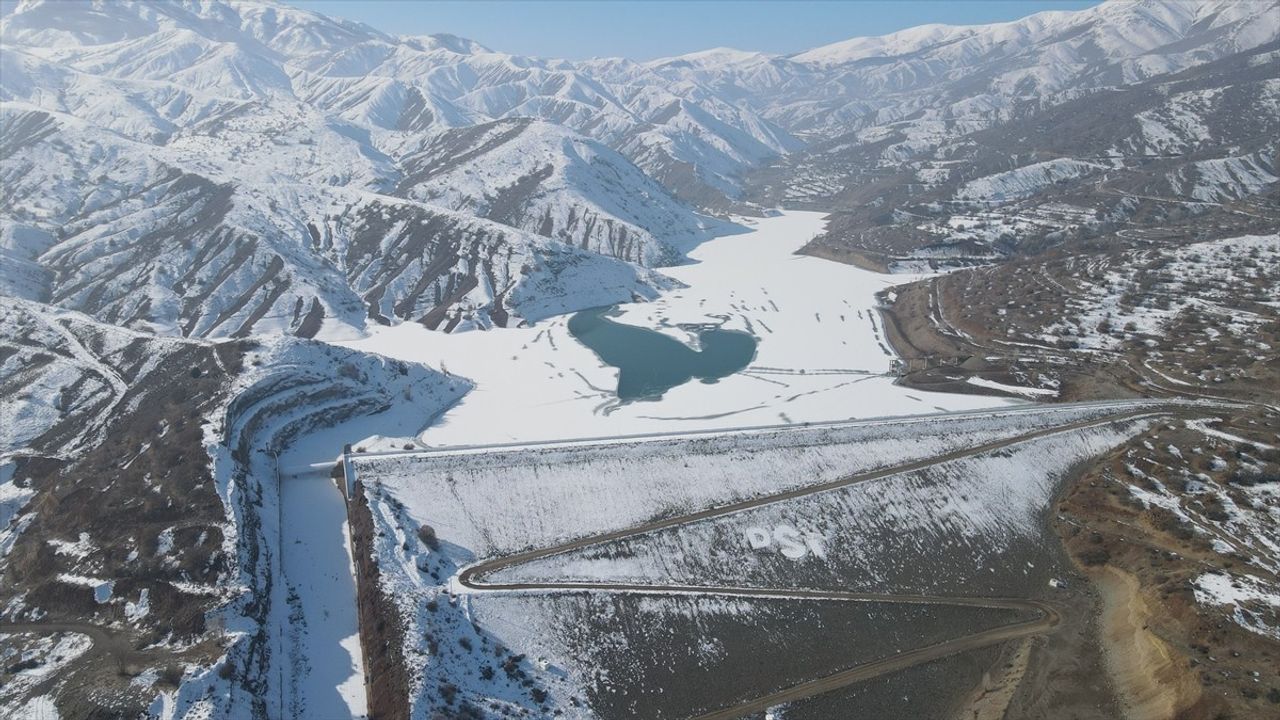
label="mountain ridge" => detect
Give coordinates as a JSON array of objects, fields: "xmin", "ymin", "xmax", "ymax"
[{"xmin": 2, "ymin": 0, "xmax": 1276, "ymax": 340}]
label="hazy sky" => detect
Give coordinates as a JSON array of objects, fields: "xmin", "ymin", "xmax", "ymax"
[{"xmin": 287, "ymin": 1, "xmax": 1102, "ymax": 60}]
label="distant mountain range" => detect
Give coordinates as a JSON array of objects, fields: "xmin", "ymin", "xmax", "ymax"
[{"xmin": 2, "ymin": 0, "xmax": 1276, "ymax": 336}]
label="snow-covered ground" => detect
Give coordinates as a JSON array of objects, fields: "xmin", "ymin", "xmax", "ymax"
[
  {"xmin": 0, "ymin": 464, "xmax": 34, "ymax": 559},
  {"xmin": 353, "ymin": 403, "xmax": 1152, "ymax": 559},
  {"xmin": 957, "ymin": 159, "xmax": 1106, "ymax": 203},
  {"xmin": 325, "ymin": 210, "xmax": 1015, "ymax": 446},
  {"xmin": 352, "ymin": 404, "xmax": 1167, "ymax": 717},
  {"xmin": 966, "ymin": 376, "xmax": 1059, "ymax": 398},
  {"xmin": 1193, "ymin": 571, "xmax": 1280, "ymax": 640},
  {"xmin": 484, "ymin": 417, "xmax": 1157, "ymax": 592},
  {"xmin": 1041, "ymin": 233, "xmax": 1279, "ymax": 353},
  {"xmin": 0, "ymin": 631, "xmax": 93, "ymax": 715}
]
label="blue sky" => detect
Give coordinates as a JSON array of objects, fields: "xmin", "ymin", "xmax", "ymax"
[{"xmin": 288, "ymin": 1, "xmax": 1102, "ymax": 60}]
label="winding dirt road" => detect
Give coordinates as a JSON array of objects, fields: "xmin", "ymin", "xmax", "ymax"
[
  {"xmin": 0, "ymin": 622, "xmax": 139, "ymax": 672},
  {"xmin": 447, "ymin": 400, "xmax": 1233, "ymax": 719},
  {"xmin": 0, "ymin": 621, "xmax": 159, "ymax": 700}
]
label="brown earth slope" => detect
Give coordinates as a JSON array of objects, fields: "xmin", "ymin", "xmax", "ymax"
[{"xmin": 878, "ymin": 231, "xmax": 1280, "ymax": 720}]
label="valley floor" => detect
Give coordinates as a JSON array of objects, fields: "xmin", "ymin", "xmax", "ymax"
[
  {"xmin": 268, "ymin": 210, "xmax": 1020, "ymax": 718},
  {"xmin": 322, "ymin": 210, "xmax": 1014, "ymax": 447}
]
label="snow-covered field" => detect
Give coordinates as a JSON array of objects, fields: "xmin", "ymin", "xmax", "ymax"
[{"xmin": 325, "ymin": 210, "xmax": 1014, "ymax": 446}]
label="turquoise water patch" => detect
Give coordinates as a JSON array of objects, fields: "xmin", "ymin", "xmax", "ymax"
[{"xmin": 567, "ymin": 306, "xmax": 757, "ymax": 401}]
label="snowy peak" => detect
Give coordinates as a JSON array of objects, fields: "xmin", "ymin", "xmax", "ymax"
[
  {"xmin": 1, "ymin": 0, "xmax": 802, "ymax": 203},
  {"xmin": 790, "ymin": 0, "xmax": 1271, "ymax": 67},
  {"xmin": 790, "ymin": 22, "xmax": 981, "ymax": 66},
  {"xmin": 406, "ymin": 33, "xmax": 491, "ymax": 56},
  {"xmin": 751, "ymin": 0, "xmax": 1277, "ymax": 137},
  {"xmin": 0, "ymin": 0, "xmax": 385, "ymax": 55},
  {"xmin": 646, "ymin": 47, "xmax": 774, "ymax": 69}
]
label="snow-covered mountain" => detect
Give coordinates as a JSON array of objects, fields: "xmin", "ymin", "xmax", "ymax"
[
  {"xmin": 776, "ymin": 34, "xmax": 1280, "ymax": 267},
  {"xmin": 2, "ymin": 0, "xmax": 1276, "ymax": 339},
  {"xmin": 642, "ymin": 0, "xmax": 1279, "ymax": 140},
  {"xmin": 0, "ymin": 105, "xmax": 676, "ymax": 336},
  {"xmin": 0, "ymin": 0, "xmax": 711, "ymax": 336},
  {"xmin": 4, "ymin": 1, "xmax": 1280, "ymax": 718},
  {"xmin": 0, "ymin": 0, "xmax": 799, "ymax": 203},
  {"xmin": 393, "ymin": 118, "xmax": 726, "ymax": 265}
]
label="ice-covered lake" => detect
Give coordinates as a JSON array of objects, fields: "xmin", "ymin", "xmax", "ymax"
[{"xmin": 327, "ymin": 210, "xmax": 1015, "ymax": 446}]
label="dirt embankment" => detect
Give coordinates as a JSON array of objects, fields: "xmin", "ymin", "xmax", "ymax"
[
  {"xmin": 877, "ymin": 277, "xmax": 1138, "ymax": 402},
  {"xmin": 798, "ymin": 242, "xmax": 890, "ymax": 273},
  {"xmin": 956, "ymin": 639, "xmax": 1033, "ymax": 720},
  {"xmin": 1093, "ymin": 566, "xmax": 1202, "ymax": 719},
  {"xmin": 1055, "ymin": 412, "xmax": 1280, "ymax": 720},
  {"xmin": 878, "ymin": 263, "xmax": 1280, "ymax": 719},
  {"xmin": 344, "ymin": 473, "xmax": 411, "ymax": 720}
]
